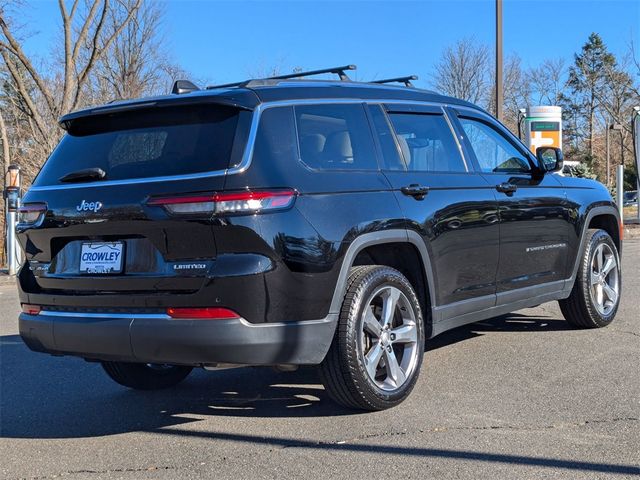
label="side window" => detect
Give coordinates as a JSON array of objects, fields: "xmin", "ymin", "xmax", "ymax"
[
  {"xmin": 387, "ymin": 113, "xmax": 466, "ymax": 172},
  {"xmin": 459, "ymin": 118, "xmax": 531, "ymax": 173},
  {"xmin": 253, "ymin": 106, "xmax": 297, "ymax": 165},
  {"xmin": 294, "ymin": 104, "xmax": 378, "ymax": 171}
]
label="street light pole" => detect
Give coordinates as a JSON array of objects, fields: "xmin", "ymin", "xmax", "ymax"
[{"xmin": 495, "ymin": 0, "xmax": 503, "ymax": 122}]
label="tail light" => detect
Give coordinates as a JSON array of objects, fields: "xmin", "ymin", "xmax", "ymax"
[
  {"xmin": 17, "ymin": 203, "xmax": 47, "ymax": 225},
  {"xmin": 167, "ymin": 307, "xmax": 240, "ymax": 319},
  {"xmin": 21, "ymin": 304, "xmax": 41, "ymax": 315},
  {"xmin": 147, "ymin": 189, "xmax": 296, "ymax": 216}
]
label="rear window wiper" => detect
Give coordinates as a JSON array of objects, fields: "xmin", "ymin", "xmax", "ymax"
[{"xmin": 59, "ymin": 167, "xmax": 107, "ymax": 183}]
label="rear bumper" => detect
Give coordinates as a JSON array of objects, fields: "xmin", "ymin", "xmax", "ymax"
[{"xmin": 19, "ymin": 311, "xmax": 337, "ymax": 366}]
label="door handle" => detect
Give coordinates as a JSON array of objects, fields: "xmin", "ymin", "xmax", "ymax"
[
  {"xmin": 401, "ymin": 184, "xmax": 430, "ymax": 200},
  {"xmin": 496, "ymin": 182, "xmax": 517, "ymax": 195}
]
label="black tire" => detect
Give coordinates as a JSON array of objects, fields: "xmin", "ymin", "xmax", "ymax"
[
  {"xmin": 319, "ymin": 265, "xmax": 425, "ymax": 411},
  {"xmin": 559, "ymin": 229, "xmax": 621, "ymax": 328},
  {"xmin": 101, "ymin": 362, "xmax": 192, "ymax": 390}
]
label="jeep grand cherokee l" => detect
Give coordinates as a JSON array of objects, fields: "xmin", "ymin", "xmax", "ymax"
[{"xmin": 16, "ymin": 66, "xmax": 622, "ymax": 411}]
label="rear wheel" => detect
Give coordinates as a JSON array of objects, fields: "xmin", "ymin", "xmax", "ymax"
[
  {"xmin": 101, "ymin": 362, "xmax": 192, "ymax": 390},
  {"xmin": 559, "ymin": 229, "xmax": 621, "ymax": 328},
  {"xmin": 319, "ymin": 266, "xmax": 425, "ymax": 411}
]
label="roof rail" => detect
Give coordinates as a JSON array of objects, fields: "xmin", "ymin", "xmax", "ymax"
[
  {"xmin": 372, "ymin": 75, "xmax": 418, "ymax": 87},
  {"xmin": 206, "ymin": 64, "xmax": 357, "ymax": 90}
]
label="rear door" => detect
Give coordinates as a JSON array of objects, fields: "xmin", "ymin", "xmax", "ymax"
[
  {"xmin": 450, "ymin": 107, "xmax": 570, "ymax": 299},
  {"xmin": 368, "ymin": 103, "xmax": 500, "ymax": 315}
]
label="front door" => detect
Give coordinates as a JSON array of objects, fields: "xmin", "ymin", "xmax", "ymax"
[
  {"xmin": 367, "ymin": 104, "xmax": 500, "ymax": 314},
  {"xmin": 451, "ymin": 108, "xmax": 570, "ymax": 301}
]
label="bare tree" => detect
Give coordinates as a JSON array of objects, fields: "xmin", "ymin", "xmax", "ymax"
[
  {"xmin": 91, "ymin": 0, "xmax": 178, "ymax": 102},
  {"xmin": 486, "ymin": 53, "xmax": 531, "ymax": 132},
  {"xmin": 431, "ymin": 38, "xmax": 490, "ymax": 105},
  {"xmin": 597, "ymin": 53, "xmax": 638, "ymax": 168},
  {"xmin": 0, "ymin": 0, "xmax": 143, "ymax": 153},
  {"xmin": 529, "ymin": 58, "xmax": 566, "ymax": 105},
  {"xmin": 0, "ymin": 109, "xmax": 8, "ymax": 172}
]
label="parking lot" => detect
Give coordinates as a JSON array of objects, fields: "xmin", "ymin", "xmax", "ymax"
[{"xmin": 1, "ymin": 241, "xmax": 638, "ymax": 480}]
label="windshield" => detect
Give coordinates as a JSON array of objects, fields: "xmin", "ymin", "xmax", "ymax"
[{"xmin": 34, "ymin": 104, "xmax": 241, "ymax": 186}]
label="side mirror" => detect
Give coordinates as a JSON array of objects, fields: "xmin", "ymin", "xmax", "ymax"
[{"xmin": 536, "ymin": 146, "xmax": 564, "ymax": 173}]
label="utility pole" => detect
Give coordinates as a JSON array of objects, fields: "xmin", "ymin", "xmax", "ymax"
[{"xmin": 495, "ymin": 0, "xmax": 503, "ymax": 122}]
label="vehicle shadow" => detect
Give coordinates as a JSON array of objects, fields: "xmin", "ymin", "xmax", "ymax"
[
  {"xmin": 0, "ymin": 311, "xmax": 572, "ymax": 440},
  {"xmin": 426, "ymin": 312, "xmax": 572, "ymax": 351}
]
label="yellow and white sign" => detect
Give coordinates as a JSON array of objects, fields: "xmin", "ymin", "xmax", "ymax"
[{"xmin": 524, "ymin": 106, "xmax": 562, "ymax": 154}]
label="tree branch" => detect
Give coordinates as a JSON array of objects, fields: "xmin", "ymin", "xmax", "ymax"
[
  {"xmin": 0, "ymin": 49, "xmax": 51, "ymax": 149},
  {"xmin": 74, "ymin": 0, "xmax": 142, "ymax": 100},
  {"xmin": 71, "ymin": 0, "xmax": 101, "ymax": 63},
  {"xmin": 0, "ymin": 13, "xmax": 57, "ymax": 117}
]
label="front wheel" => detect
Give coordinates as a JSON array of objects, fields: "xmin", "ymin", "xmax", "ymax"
[
  {"xmin": 319, "ymin": 266, "xmax": 425, "ymax": 411},
  {"xmin": 559, "ymin": 229, "xmax": 621, "ymax": 328},
  {"xmin": 102, "ymin": 362, "xmax": 192, "ymax": 390}
]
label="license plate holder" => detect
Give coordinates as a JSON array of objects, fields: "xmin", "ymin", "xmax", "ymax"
[{"xmin": 80, "ymin": 242, "xmax": 124, "ymax": 274}]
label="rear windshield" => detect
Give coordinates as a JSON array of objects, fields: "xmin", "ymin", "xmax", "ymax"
[{"xmin": 34, "ymin": 104, "xmax": 241, "ymax": 185}]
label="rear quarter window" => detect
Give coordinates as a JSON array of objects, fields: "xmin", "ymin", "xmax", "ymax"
[
  {"xmin": 293, "ymin": 104, "xmax": 378, "ymax": 171},
  {"xmin": 34, "ymin": 104, "xmax": 243, "ymax": 186}
]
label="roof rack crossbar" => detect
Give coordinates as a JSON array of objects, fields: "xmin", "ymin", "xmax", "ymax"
[
  {"xmin": 372, "ymin": 75, "xmax": 418, "ymax": 87},
  {"xmin": 270, "ymin": 65, "xmax": 356, "ymax": 81},
  {"xmin": 206, "ymin": 64, "xmax": 357, "ymax": 90}
]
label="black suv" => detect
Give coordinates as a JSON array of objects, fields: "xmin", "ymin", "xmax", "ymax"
[{"xmin": 17, "ymin": 66, "xmax": 622, "ymax": 411}]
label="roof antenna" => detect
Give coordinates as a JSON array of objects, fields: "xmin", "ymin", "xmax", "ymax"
[
  {"xmin": 372, "ymin": 75, "xmax": 418, "ymax": 87},
  {"xmin": 171, "ymin": 80, "xmax": 200, "ymax": 95}
]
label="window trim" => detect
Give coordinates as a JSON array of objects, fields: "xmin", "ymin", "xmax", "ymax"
[{"xmin": 29, "ymin": 98, "xmax": 487, "ymax": 192}]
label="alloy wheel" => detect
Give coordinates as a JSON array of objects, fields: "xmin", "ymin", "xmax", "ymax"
[
  {"xmin": 589, "ymin": 243, "xmax": 620, "ymax": 316},
  {"xmin": 360, "ymin": 285, "xmax": 419, "ymax": 391}
]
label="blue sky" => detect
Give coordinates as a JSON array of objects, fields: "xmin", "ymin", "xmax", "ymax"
[{"xmin": 22, "ymin": 0, "xmax": 640, "ymax": 88}]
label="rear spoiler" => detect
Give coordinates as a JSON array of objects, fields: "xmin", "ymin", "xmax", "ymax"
[{"xmin": 58, "ymin": 93, "xmax": 258, "ymax": 131}]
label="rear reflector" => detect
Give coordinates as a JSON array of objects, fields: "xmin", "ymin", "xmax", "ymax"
[
  {"xmin": 21, "ymin": 304, "xmax": 41, "ymax": 315},
  {"xmin": 620, "ymin": 218, "xmax": 624, "ymax": 242},
  {"xmin": 166, "ymin": 307, "xmax": 240, "ymax": 319},
  {"xmin": 148, "ymin": 189, "xmax": 296, "ymax": 215}
]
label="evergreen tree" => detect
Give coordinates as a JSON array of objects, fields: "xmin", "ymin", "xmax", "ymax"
[{"xmin": 565, "ymin": 33, "xmax": 616, "ymax": 159}]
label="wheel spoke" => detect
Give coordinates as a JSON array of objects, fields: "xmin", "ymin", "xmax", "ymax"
[
  {"xmin": 590, "ymin": 271, "xmax": 600, "ymax": 286},
  {"xmin": 601, "ymin": 256, "xmax": 616, "ymax": 277},
  {"xmin": 365, "ymin": 343, "xmax": 383, "ymax": 380},
  {"xmin": 603, "ymin": 283, "xmax": 618, "ymax": 305},
  {"xmin": 595, "ymin": 284, "xmax": 604, "ymax": 306},
  {"xmin": 596, "ymin": 245, "xmax": 604, "ymax": 272},
  {"xmin": 384, "ymin": 348, "xmax": 406, "ymax": 387},
  {"xmin": 390, "ymin": 323, "xmax": 417, "ymax": 344},
  {"xmin": 363, "ymin": 308, "xmax": 382, "ymax": 338},
  {"xmin": 381, "ymin": 288, "xmax": 400, "ymax": 328}
]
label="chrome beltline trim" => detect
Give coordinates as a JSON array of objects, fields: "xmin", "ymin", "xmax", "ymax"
[{"xmin": 28, "ymin": 98, "xmax": 473, "ymax": 192}]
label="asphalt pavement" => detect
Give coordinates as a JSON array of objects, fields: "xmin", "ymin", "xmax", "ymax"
[{"xmin": 1, "ymin": 241, "xmax": 639, "ymax": 480}]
